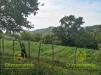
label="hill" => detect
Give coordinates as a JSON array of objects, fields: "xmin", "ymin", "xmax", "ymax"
[
  {"xmin": 85, "ymin": 24, "xmax": 101, "ymax": 32},
  {"xmin": 32, "ymin": 26, "xmax": 55, "ymax": 34},
  {"xmin": 32, "ymin": 24, "xmax": 101, "ymax": 34}
]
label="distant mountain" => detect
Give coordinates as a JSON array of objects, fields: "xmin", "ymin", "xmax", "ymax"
[
  {"xmin": 85, "ymin": 24, "xmax": 101, "ymax": 32},
  {"xmin": 32, "ymin": 24, "xmax": 101, "ymax": 34},
  {"xmin": 32, "ymin": 26, "xmax": 55, "ymax": 34}
]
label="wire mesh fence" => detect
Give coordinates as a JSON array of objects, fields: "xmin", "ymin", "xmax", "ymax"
[{"xmin": 0, "ymin": 39, "xmax": 99, "ymax": 75}]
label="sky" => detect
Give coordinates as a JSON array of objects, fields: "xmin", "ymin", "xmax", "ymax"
[{"xmin": 28, "ymin": 0, "xmax": 101, "ymax": 30}]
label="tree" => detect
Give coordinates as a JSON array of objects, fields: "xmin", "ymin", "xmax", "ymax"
[
  {"xmin": 0, "ymin": 0, "xmax": 39, "ymax": 56},
  {"xmin": 0, "ymin": 0, "xmax": 39, "ymax": 32},
  {"xmin": 0, "ymin": 30, "xmax": 3, "ymax": 39},
  {"xmin": 69, "ymin": 28, "xmax": 98, "ymax": 49},
  {"xmin": 53, "ymin": 15, "xmax": 84, "ymax": 46},
  {"xmin": 21, "ymin": 31, "xmax": 33, "ymax": 41},
  {"xmin": 60, "ymin": 15, "xmax": 84, "ymax": 34},
  {"xmin": 53, "ymin": 26, "xmax": 66, "ymax": 44},
  {"xmin": 0, "ymin": 30, "xmax": 3, "ymax": 54},
  {"xmin": 33, "ymin": 33, "xmax": 42, "ymax": 42},
  {"xmin": 42, "ymin": 33, "xmax": 54, "ymax": 44}
]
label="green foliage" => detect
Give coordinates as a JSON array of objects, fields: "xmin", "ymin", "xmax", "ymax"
[
  {"xmin": 60, "ymin": 15, "xmax": 84, "ymax": 34},
  {"xmin": 86, "ymin": 24, "xmax": 101, "ymax": 32},
  {"xmin": 98, "ymin": 43, "xmax": 101, "ymax": 50},
  {"xmin": 95, "ymin": 50, "xmax": 101, "ymax": 75},
  {"xmin": 42, "ymin": 33, "xmax": 55, "ymax": 44},
  {"xmin": 0, "ymin": 30, "xmax": 3, "ymax": 38},
  {"xmin": 53, "ymin": 15, "xmax": 85, "ymax": 46},
  {"xmin": 1, "ymin": 39, "xmax": 99, "ymax": 75},
  {"xmin": 32, "ymin": 27, "xmax": 54, "ymax": 34},
  {"xmin": 33, "ymin": 33, "xmax": 42, "ymax": 42},
  {"xmin": 31, "ymin": 24, "xmax": 101, "ymax": 49},
  {"xmin": 73, "ymin": 31, "xmax": 98, "ymax": 49},
  {"xmin": 52, "ymin": 15, "xmax": 100, "ymax": 49},
  {"xmin": 21, "ymin": 31, "xmax": 34, "ymax": 41},
  {"xmin": 1, "ymin": 39, "xmax": 96, "ymax": 63},
  {"xmin": 0, "ymin": 0, "xmax": 39, "ymax": 31}
]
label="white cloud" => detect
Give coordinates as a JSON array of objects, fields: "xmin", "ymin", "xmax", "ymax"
[{"xmin": 28, "ymin": 0, "xmax": 101, "ymax": 30}]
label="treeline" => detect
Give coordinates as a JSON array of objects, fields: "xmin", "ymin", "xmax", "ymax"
[
  {"xmin": 21, "ymin": 15, "xmax": 101, "ymax": 50},
  {"xmin": 20, "ymin": 27, "xmax": 101, "ymax": 50},
  {"xmin": 1, "ymin": 26, "xmax": 101, "ymax": 50},
  {"xmin": 1, "ymin": 15, "xmax": 101, "ymax": 50}
]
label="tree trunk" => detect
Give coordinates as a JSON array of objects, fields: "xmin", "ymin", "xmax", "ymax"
[
  {"xmin": 28, "ymin": 41, "xmax": 30, "ymax": 58},
  {"xmin": 74, "ymin": 47, "xmax": 77, "ymax": 64},
  {"xmin": 2, "ymin": 38, "xmax": 4, "ymax": 55},
  {"xmin": 13, "ymin": 40, "xmax": 15, "ymax": 56},
  {"xmin": 0, "ymin": 39, "xmax": 1, "ymax": 55},
  {"xmin": 12, "ymin": 31, "xmax": 15, "ymax": 56},
  {"xmin": 37, "ymin": 41, "xmax": 41, "ymax": 64},
  {"xmin": 52, "ymin": 41, "xmax": 54, "ymax": 61},
  {"xmin": 37, "ymin": 41, "xmax": 41, "ymax": 75}
]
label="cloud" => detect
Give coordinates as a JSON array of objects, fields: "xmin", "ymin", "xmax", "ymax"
[{"xmin": 28, "ymin": 0, "xmax": 101, "ymax": 30}]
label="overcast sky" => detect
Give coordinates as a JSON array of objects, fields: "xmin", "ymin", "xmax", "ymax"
[{"xmin": 28, "ymin": 0, "xmax": 101, "ymax": 30}]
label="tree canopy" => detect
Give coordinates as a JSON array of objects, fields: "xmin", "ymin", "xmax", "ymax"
[
  {"xmin": 60, "ymin": 15, "xmax": 84, "ymax": 35},
  {"xmin": 0, "ymin": 0, "xmax": 39, "ymax": 32},
  {"xmin": 52, "ymin": 15, "xmax": 99, "ymax": 49},
  {"xmin": 53, "ymin": 15, "xmax": 84, "ymax": 46}
]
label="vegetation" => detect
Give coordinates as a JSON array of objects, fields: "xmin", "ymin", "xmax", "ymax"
[
  {"xmin": 22, "ymin": 24, "xmax": 101, "ymax": 50},
  {"xmin": 0, "ymin": 0, "xmax": 101, "ymax": 75},
  {"xmin": 0, "ymin": 39, "xmax": 101, "ymax": 75},
  {"xmin": 0, "ymin": 0, "xmax": 39, "ymax": 32}
]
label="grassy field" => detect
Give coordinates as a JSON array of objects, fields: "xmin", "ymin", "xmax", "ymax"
[{"xmin": 0, "ymin": 39, "xmax": 100, "ymax": 75}]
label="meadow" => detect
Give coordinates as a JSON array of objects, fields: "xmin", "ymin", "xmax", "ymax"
[{"xmin": 0, "ymin": 39, "xmax": 100, "ymax": 75}]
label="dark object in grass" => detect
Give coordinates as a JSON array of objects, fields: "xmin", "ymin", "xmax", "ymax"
[{"xmin": 21, "ymin": 43, "xmax": 27, "ymax": 58}]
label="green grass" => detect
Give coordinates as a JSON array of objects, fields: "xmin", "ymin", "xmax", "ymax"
[
  {"xmin": 0, "ymin": 39, "xmax": 100, "ymax": 75},
  {"xmin": 0, "ymin": 39, "xmax": 96, "ymax": 63}
]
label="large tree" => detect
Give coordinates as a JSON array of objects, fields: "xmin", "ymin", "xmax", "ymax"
[
  {"xmin": 53, "ymin": 15, "xmax": 84, "ymax": 46},
  {"xmin": 0, "ymin": 0, "xmax": 39, "ymax": 32},
  {"xmin": 60, "ymin": 15, "xmax": 84, "ymax": 36},
  {"xmin": 0, "ymin": 0, "xmax": 39, "ymax": 56}
]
